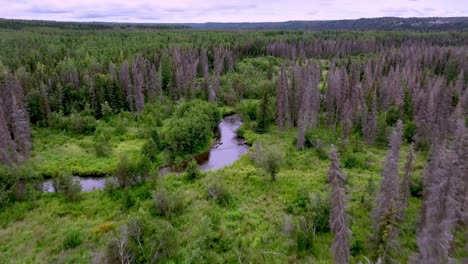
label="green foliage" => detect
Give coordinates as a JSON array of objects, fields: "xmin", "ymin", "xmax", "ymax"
[
  {"xmin": 309, "ymin": 193, "xmax": 331, "ymax": 233},
  {"xmin": 385, "ymin": 106, "xmax": 401, "ymax": 127},
  {"xmin": 63, "ymin": 228, "xmax": 83, "ymax": 249},
  {"xmin": 251, "ymin": 142, "xmax": 285, "ymax": 181},
  {"xmin": 152, "ymin": 189, "xmax": 184, "ymax": 217},
  {"xmin": 207, "ymin": 183, "xmax": 232, "ymax": 206},
  {"xmin": 236, "ymin": 99, "xmax": 258, "ymax": 122},
  {"xmin": 186, "ymin": 159, "xmax": 202, "ymax": 180},
  {"xmin": 296, "ymin": 216, "xmax": 316, "ymax": 253},
  {"xmin": 163, "ymin": 100, "xmax": 220, "ymax": 156},
  {"xmin": 255, "ymin": 91, "xmax": 272, "ymax": 134},
  {"xmin": 115, "ymin": 155, "xmax": 136, "ymax": 187},
  {"xmin": 49, "ymin": 111, "xmax": 97, "ymax": 135},
  {"xmin": 52, "ymin": 172, "xmax": 81, "ymax": 201},
  {"xmin": 403, "ymin": 120, "xmax": 416, "ymax": 143},
  {"xmin": 141, "ymin": 138, "xmax": 159, "ymax": 163},
  {"xmin": 100, "ymin": 101, "xmax": 113, "ymax": 120},
  {"xmin": 342, "ymin": 151, "xmax": 367, "ymax": 169},
  {"xmin": 93, "ymin": 128, "xmax": 112, "ymax": 158},
  {"xmin": 376, "ymin": 113, "xmax": 390, "ymax": 146}
]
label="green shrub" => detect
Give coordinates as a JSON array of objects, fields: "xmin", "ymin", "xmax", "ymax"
[
  {"xmin": 94, "ymin": 133, "xmax": 112, "ymax": 157},
  {"xmin": 52, "ymin": 172, "xmax": 81, "ymax": 201},
  {"xmin": 309, "ymin": 193, "xmax": 330, "ymax": 233},
  {"xmin": 152, "ymin": 189, "xmax": 184, "ymax": 217},
  {"xmin": 63, "ymin": 228, "xmax": 82, "ymax": 249},
  {"xmin": 163, "ymin": 101, "xmax": 220, "ymax": 156},
  {"xmin": 385, "ymin": 106, "xmax": 400, "ymax": 127},
  {"xmin": 410, "ymin": 176, "xmax": 423, "ymax": 198},
  {"xmin": 403, "ymin": 120, "xmax": 416, "ymax": 143},
  {"xmin": 186, "ymin": 159, "xmax": 201, "ymax": 181},
  {"xmin": 296, "ymin": 216, "xmax": 315, "ymax": 253},
  {"xmin": 351, "ymin": 239, "xmax": 365, "ymax": 256},
  {"xmin": 49, "ymin": 111, "xmax": 98, "ymax": 135},
  {"xmin": 342, "ymin": 151, "xmax": 367, "ymax": 169},
  {"xmin": 207, "ymin": 183, "xmax": 232, "ymax": 206},
  {"xmin": 250, "ymin": 142, "xmax": 285, "ymax": 181},
  {"xmin": 115, "ymin": 155, "xmax": 136, "ymax": 187},
  {"xmin": 122, "ymin": 190, "xmax": 135, "ymax": 210},
  {"xmin": 287, "ymin": 189, "xmax": 311, "ymax": 214},
  {"xmin": 236, "ymin": 99, "xmax": 258, "ymax": 121}
]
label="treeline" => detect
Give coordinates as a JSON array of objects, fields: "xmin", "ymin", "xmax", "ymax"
[
  {"xmin": 189, "ymin": 17, "xmax": 468, "ymax": 31},
  {"xmin": 0, "ymin": 30, "xmax": 466, "ymax": 163},
  {"xmin": 0, "ymin": 19, "xmax": 190, "ymax": 30}
]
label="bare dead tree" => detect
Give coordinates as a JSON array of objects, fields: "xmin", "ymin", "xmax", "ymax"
[
  {"xmin": 133, "ymin": 54, "xmax": 146, "ymax": 113},
  {"xmin": 119, "ymin": 61, "xmax": 134, "ymax": 112},
  {"xmin": 412, "ymin": 143, "xmax": 458, "ymax": 264},
  {"xmin": 398, "ymin": 144, "xmax": 415, "ymax": 221},
  {"xmin": 276, "ymin": 65, "xmax": 292, "ymax": 129},
  {"xmin": 373, "ymin": 120, "xmax": 403, "ymax": 262},
  {"xmin": 328, "ymin": 145, "xmax": 351, "ymax": 264}
]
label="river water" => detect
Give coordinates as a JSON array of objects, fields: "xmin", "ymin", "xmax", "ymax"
[{"xmin": 43, "ymin": 115, "xmax": 248, "ymax": 192}]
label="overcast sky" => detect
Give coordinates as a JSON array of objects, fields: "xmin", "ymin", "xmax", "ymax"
[{"xmin": 0, "ymin": 0, "xmax": 466, "ymax": 23}]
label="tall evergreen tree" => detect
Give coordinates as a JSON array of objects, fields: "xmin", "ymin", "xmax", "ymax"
[{"xmin": 256, "ymin": 90, "xmax": 270, "ymax": 134}]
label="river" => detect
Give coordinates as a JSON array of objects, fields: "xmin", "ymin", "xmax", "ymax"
[{"xmin": 43, "ymin": 115, "xmax": 248, "ymax": 192}]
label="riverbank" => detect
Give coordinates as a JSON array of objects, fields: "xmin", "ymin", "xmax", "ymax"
[
  {"xmin": 0, "ymin": 126, "xmax": 427, "ymax": 263},
  {"xmin": 42, "ymin": 114, "xmax": 248, "ymax": 192}
]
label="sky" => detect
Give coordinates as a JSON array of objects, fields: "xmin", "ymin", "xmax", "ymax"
[{"xmin": 0, "ymin": 0, "xmax": 466, "ymax": 23}]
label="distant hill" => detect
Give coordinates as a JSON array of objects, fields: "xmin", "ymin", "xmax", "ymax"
[
  {"xmin": 1, "ymin": 17, "xmax": 467, "ymax": 31},
  {"xmin": 0, "ymin": 19, "xmax": 190, "ymax": 30},
  {"xmin": 189, "ymin": 17, "xmax": 468, "ymax": 31}
]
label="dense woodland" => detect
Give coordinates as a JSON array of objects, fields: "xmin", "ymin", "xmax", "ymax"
[{"xmin": 0, "ymin": 21, "xmax": 467, "ymax": 263}]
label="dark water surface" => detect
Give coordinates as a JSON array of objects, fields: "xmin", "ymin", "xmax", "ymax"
[{"xmin": 43, "ymin": 115, "xmax": 248, "ymax": 192}]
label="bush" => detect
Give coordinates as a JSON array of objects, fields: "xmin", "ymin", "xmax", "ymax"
[
  {"xmin": 152, "ymin": 189, "xmax": 184, "ymax": 217},
  {"xmin": 115, "ymin": 155, "xmax": 136, "ymax": 188},
  {"xmin": 163, "ymin": 101, "xmax": 220, "ymax": 156},
  {"xmin": 49, "ymin": 111, "xmax": 97, "ymax": 135},
  {"xmin": 52, "ymin": 172, "xmax": 81, "ymax": 201},
  {"xmin": 236, "ymin": 99, "xmax": 258, "ymax": 122},
  {"xmin": 410, "ymin": 176, "xmax": 423, "ymax": 198},
  {"xmin": 94, "ymin": 132, "xmax": 112, "ymax": 158},
  {"xmin": 296, "ymin": 216, "xmax": 316, "ymax": 253},
  {"xmin": 122, "ymin": 190, "xmax": 135, "ymax": 210},
  {"xmin": 63, "ymin": 228, "xmax": 82, "ymax": 249},
  {"xmin": 403, "ymin": 120, "xmax": 416, "ymax": 143},
  {"xmin": 309, "ymin": 193, "xmax": 330, "ymax": 233},
  {"xmin": 186, "ymin": 159, "xmax": 201, "ymax": 180},
  {"xmin": 250, "ymin": 142, "xmax": 285, "ymax": 181},
  {"xmin": 207, "ymin": 183, "xmax": 232, "ymax": 206},
  {"xmin": 342, "ymin": 151, "xmax": 367, "ymax": 169}
]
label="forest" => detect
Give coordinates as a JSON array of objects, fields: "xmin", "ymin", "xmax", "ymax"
[{"xmin": 0, "ymin": 22, "xmax": 467, "ymax": 263}]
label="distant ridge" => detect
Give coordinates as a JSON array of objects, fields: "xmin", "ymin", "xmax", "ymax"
[
  {"xmin": 188, "ymin": 17, "xmax": 468, "ymax": 30},
  {"xmin": 1, "ymin": 17, "xmax": 467, "ymax": 31}
]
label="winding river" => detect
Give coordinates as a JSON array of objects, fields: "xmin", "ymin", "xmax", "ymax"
[{"xmin": 43, "ymin": 115, "xmax": 248, "ymax": 192}]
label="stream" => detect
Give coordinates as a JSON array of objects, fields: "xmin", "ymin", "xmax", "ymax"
[{"xmin": 42, "ymin": 115, "xmax": 248, "ymax": 192}]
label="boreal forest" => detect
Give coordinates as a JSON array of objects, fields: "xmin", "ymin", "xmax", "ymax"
[{"xmin": 0, "ymin": 18, "xmax": 467, "ymax": 263}]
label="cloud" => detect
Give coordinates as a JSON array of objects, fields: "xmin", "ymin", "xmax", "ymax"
[
  {"xmin": 29, "ymin": 6, "xmax": 69, "ymax": 14},
  {"xmin": 0, "ymin": 0, "xmax": 465, "ymax": 23}
]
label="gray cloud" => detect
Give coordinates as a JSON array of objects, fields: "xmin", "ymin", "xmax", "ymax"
[
  {"xmin": 0, "ymin": 0, "xmax": 465, "ymax": 23},
  {"xmin": 29, "ymin": 6, "xmax": 69, "ymax": 14}
]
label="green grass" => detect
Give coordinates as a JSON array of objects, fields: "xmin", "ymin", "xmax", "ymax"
[
  {"xmin": 22, "ymin": 123, "xmax": 145, "ymax": 177},
  {"xmin": 0, "ymin": 125, "xmax": 431, "ymax": 263}
]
